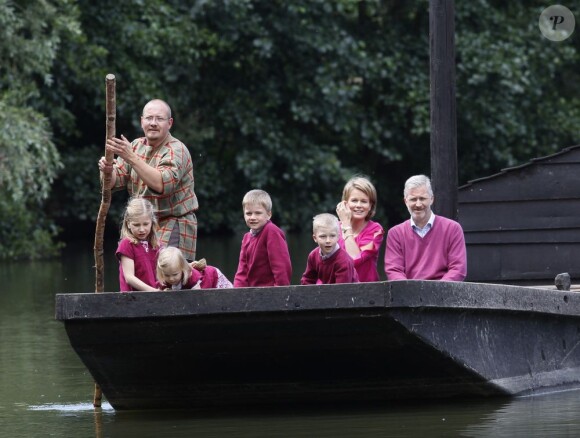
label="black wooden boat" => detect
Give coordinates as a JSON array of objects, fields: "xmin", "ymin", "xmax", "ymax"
[{"xmin": 55, "ymin": 280, "xmax": 580, "ymax": 410}]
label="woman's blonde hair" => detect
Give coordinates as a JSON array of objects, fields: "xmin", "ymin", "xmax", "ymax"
[
  {"xmin": 156, "ymin": 246, "xmax": 192, "ymax": 286},
  {"xmin": 341, "ymin": 175, "xmax": 377, "ymax": 220},
  {"xmin": 120, "ymin": 196, "xmax": 160, "ymax": 247}
]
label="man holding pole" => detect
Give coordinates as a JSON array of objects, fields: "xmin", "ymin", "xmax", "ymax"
[{"xmin": 98, "ymin": 99, "xmax": 198, "ymax": 261}]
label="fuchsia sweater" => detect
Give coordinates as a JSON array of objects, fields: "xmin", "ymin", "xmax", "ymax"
[
  {"xmin": 301, "ymin": 247, "xmax": 359, "ymax": 285},
  {"xmin": 116, "ymin": 238, "xmax": 160, "ymax": 292},
  {"xmin": 234, "ymin": 220, "xmax": 292, "ymax": 287},
  {"xmin": 384, "ymin": 215, "xmax": 467, "ymax": 281},
  {"xmin": 338, "ymin": 220, "xmax": 384, "ymax": 282}
]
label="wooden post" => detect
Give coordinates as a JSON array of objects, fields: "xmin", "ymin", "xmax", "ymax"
[
  {"xmin": 430, "ymin": 0, "xmax": 458, "ymax": 220},
  {"xmin": 93, "ymin": 73, "xmax": 116, "ymax": 407}
]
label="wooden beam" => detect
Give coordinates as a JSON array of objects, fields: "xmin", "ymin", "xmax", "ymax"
[{"xmin": 430, "ymin": 0, "xmax": 458, "ymax": 219}]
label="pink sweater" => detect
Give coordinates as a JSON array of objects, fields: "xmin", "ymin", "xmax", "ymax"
[
  {"xmin": 384, "ymin": 215, "xmax": 467, "ymax": 281},
  {"xmin": 338, "ymin": 220, "xmax": 384, "ymax": 282},
  {"xmin": 234, "ymin": 220, "xmax": 292, "ymax": 287},
  {"xmin": 301, "ymin": 247, "xmax": 359, "ymax": 285},
  {"xmin": 116, "ymin": 238, "xmax": 160, "ymax": 292}
]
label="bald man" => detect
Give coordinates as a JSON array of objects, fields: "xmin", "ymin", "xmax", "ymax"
[{"xmin": 99, "ymin": 99, "xmax": 198, "ymax": 260}]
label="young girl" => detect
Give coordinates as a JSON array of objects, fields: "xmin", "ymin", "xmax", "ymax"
[
  {"xmin": 156, "ymin": 246, "xmax": 233, "ymax": 290},
  {"xmin": 335, "ymin": 175, "xmax": 385, "ymax": 282},
  {"xmin": 116, "ymin": 197, "xmax": 161, "ymax": 292}
]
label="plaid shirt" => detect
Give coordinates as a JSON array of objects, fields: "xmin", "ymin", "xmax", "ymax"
[{"xmin": 113, "ymin": 134, "xmax": 198, "ymax": 260}]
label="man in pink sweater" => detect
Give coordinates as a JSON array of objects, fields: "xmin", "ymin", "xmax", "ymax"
[{"xmin": 384, "ymin": 175, "xmax": 467, "ymax": 281}]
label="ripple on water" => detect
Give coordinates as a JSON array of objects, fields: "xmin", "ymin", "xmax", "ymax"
[{"xmin": 27, "ymin": 402, "xmax": 114, "ymax": 412}]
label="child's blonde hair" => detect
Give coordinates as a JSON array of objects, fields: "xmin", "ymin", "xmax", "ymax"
[
  {"xmin": 341, "ymin": 175, "xmax": 378, "ymax": 220},
  {"xmin": 312, "ymin": 213, "xmax": 340, "ymax": 234},
  {"xmin": 156, "ymin": 246, "xmax": 192, "ymax": 286},
  {"xmin": 242, "ymin": 189, "xmax": 272, "ymax": 212},
  {"xmin": 120, "ymin": 197, "xmax": 160, "ymax": 247}
]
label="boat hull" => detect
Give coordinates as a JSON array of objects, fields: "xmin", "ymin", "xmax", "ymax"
[{"xmin": 55, "ymin": 281, "xmax": 580, "ymax": 410}]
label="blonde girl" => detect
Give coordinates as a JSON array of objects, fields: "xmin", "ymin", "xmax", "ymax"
[
  {"xmin": 116, "ymin": 196, "xmax": 161, "ymax": 292},
  {"xmin": 156, "ymin": 246, "xmax": 197, "ymax": 290},
  {"xmin": 157, "ymin": 247, "xmax": 234, "ymax": 291}
]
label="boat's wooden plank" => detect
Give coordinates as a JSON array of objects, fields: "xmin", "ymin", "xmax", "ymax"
[
  {"xmin": 387, "ymin": 281, "xmax": 580, "ymax": 317},
  {"xmin": 55, "ymin": 282, "xmax": 388, "ymax": 320},
  {"xmin": 56, "ymin": 281, "xmax": 580, "ymax": 322}
]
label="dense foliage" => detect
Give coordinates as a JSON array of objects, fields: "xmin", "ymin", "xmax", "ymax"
[
  {"xmin": 0, "ymin": 0, "xmax": 77, "ymax": 258},
  {"xmin": 1, "ymin": 0, "xmax": 579, "ymax": 259}
]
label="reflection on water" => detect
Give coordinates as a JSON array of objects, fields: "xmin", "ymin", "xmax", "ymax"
[
  {"xmin": 1, "ymin": 235, "xmax": 580, "ymax": 437},
  {"xmin": 465, "ymin": 390, "xmax": 580, "ymax": 437},
  {"xmin": 15, "ymin": 392, "xmax": 580, "ymax": 437}
]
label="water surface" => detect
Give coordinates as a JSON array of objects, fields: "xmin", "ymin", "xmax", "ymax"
[{"xmin": 1, "ymin": 235, "xmax": 580, "ymax": 437}]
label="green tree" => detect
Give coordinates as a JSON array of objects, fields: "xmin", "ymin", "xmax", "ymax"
[
  {"xmin": 0, "ymin": 0, "xmax": 81, "ymax": 259},
  {"xmin": 49, "ymin": 0, "xmax": 423, "ymax": 233},
  {"xmin": 456, "ymin": 1, "xmax": 580, "ymax": 180},
  {"xmin": 7, "ymin": 0, "xmax": 580, "ymax": 259}
]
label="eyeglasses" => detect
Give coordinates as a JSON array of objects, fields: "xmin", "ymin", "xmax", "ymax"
[{"xmin": 142, "ymin": 115, "xmax": 169, "ymax": 123}]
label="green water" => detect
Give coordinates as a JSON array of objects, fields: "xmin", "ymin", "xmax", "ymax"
[{"xmin": 1, "ymin": 235, "xmax": 580, "ymax": 437}]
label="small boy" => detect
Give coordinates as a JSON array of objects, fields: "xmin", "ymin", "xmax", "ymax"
[
  {"xmin": 301, "ymin": 213, "xmax": 359, "ymax": 285},
  {"xmin": 234, "ymin": 189, "xmax": 292, "ymax": 287}
]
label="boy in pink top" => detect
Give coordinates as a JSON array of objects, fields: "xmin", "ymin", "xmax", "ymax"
[
  {"xmin": 301, "ymin": 213, "xmax": 359, "ymax": 285},
  {"xmin": 234, "ymin": 189, "xmax": 292, "ymax": 287},
  {"xmin": 384, "ymin": 175, "xmax": 467, "ymax": 281}
]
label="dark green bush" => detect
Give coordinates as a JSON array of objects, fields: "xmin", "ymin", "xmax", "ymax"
[{"xmin": 0, "ymin": 197, "xmax": 64, "ymax": 260}]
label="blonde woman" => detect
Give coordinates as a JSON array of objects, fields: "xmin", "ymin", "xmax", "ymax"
[{"xmin": 335, "ymin": 176, "xmax": 385, "ymax": 282}]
